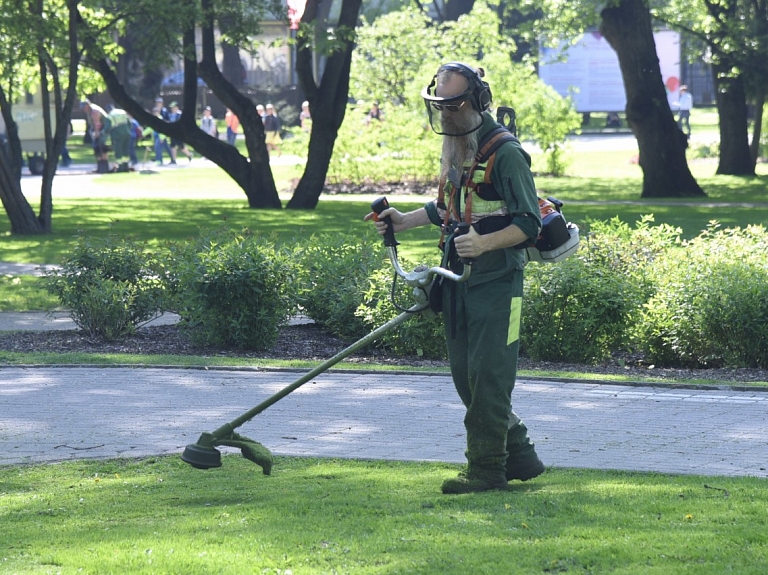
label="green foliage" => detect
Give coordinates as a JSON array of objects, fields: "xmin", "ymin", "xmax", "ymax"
[
  {"xmin": 689, "ymin": 140, "xmax": 720, "ymax": 159},
  {"xmin": 166, "ymin": 228, "xmax": 297, "ymax": 350},
  {"xmin": 294, "ymin": 231, "xmax": 386, "ymax": 340},
  {"xmin": 523, "ymin": 216, "xmax": 679, "ymax": 363},
  {"xmin": 41, "ymin": 236, "xmax": 165, "ymax": 339},
  {"xmin": 352, "ymin": 6, "xmax": 437, "ymax": 105},
  {"xmin": 328, "ymin": 103, "xmax": 440, "ymax": 183},
  {"xmin": 639, "ymin": 224, "xmax": 768, "ymax": 368},
  {"xmin": 356, "ymin": 261, "xmax": 447, "ymax": 359},
  {"xmin": 344, "ymin": 0, "xmax": 581, "ymax": 182},
  {"xmin": 0, "ymin": 274, "xmax": 58, "ymax": 311}
]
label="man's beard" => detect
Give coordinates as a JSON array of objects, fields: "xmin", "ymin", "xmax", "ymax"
[{"xmin": 440, "ymin": 115, "xmax": 479, "ymax": 180}]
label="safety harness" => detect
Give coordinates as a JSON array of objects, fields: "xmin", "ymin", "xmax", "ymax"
[{"xmin": 436, "ymin": 126, "xmax": 520, "ymax": 250}]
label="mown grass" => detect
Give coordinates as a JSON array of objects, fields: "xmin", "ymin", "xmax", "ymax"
[{"xmin": 1, "ymin": 456, "xmax": 766, "ymax": 574}]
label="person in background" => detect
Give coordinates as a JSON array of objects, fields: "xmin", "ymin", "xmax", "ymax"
[
  {"xmin": 128, "ymin": 114, "xmax": 142, "ymax": 167},
  {"xmin": 168, "ymin": 102, "xmax": 193, "ymax": 163},
  {"xmin": 225, "ymin": 108, "xmax": 240, "ymax": 146},
  {"xmin": 256, "ymin": 104, "xmax": 266, "ymax": 120},
  {"xmin": 263, "ymin": 103, "xmax": 282, "ymax": 156},
  {"xmin": 81, "ymin": 99, "xmax": 111, "ymax": 173},
  {"xmin": 674, "ymin": 85, "xmax": 693, "ymax": 136},
  {"xmin": 107, "ymin": 105, "xmax": 132, "ymax": 172},
  {"xmin": 365, "ymin": 100, "xmax": 384, "ymax": 125},
  {"xmin": 300, "ymin": 100, "xmax": 312, "ymax": 132},
  {"xmin": 200, "ymin": 106, "xmax": 217, "ymax": 138},
  {"xmin": 152, "ymin": 97, "xmax": 173, "ymax": 164}
]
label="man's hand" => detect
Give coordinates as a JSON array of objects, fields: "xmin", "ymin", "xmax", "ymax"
[
  {"xmin": 363, "ymin": 206, "xmax": 405, "ymax": 235},
  {"xmin": 453, "ymin": 226, "xmax": 489, "ymax": 259}
]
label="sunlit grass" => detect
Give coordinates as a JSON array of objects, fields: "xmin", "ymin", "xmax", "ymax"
[
  {"xmin": 0, "ymin": 274, "xmax": 60, "ymax": 311},
  {"xmin": 1, "ymin": 457, "xmax": 766, "ymax": 574}
]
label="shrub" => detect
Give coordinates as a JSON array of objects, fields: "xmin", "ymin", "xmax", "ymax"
[
  {"xmin": 42, "ymin": 236, "xmax": 165, "ymax": 339},
  {"xmin": 168, "ymin": 228, "xmax": 298, "ymax": 350},
  {"xmin": 328, "ymin": 104, "xmax": 440, "ymax": 184},
  {"xmin": 640, "ymin": 224, "xmax": 768, "ymax": 367},
  {"xmin": 294, "ymin": 231, "xmax": 386, "ymax": 340},
  {"xmin": 522, "ymin": 217, "xmax": 678, "ymax": 363},
  {"xmin": 355, "ymin": 259, "xmax": 447, "ymax": 359}
]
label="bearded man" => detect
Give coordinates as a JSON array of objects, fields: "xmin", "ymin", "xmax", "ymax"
[{"xmin": 365, "ymin": 62, "xmax": 545, "ymax": 494}]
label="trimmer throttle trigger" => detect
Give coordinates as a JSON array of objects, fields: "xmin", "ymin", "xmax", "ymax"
[
  {"xmin": 371, "ymin": 196, "xmax": 399, "ymax": 247},
  {"xmin": 454, "ymin": 222, "xmax": 477, "ymax": 266}
]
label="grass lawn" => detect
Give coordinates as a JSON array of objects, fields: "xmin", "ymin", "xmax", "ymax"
[{"xmin": 1, "ymin": 456, "xmax": 766, "ymax": 574}]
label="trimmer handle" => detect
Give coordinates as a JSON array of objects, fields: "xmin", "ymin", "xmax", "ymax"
[
  {"xmin": 371, "ymin": 196, "xmax": 399, "ymax": 247},
  {"xmin": 455, "ymin": 222, "xmax": 476, "ymax": 266}
]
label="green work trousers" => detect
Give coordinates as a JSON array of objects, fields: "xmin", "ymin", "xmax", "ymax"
[{"xmin": 442, "ymin": 270, "xmax": 533, "ymax": 477}]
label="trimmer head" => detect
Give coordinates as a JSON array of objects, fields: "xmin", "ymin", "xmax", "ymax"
[
  {"xmin": 181, "ymin": 433, "xmax": 222, "ymax": 469},
  {"xmin": 181, "ymin": 431, "xmax": 273, "ymax": 474}
]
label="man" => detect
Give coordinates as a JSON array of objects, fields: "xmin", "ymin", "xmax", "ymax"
[
  {"xmin": 365, "ymin": 62, "xmax": 545, "ymax": 494},
  {"xmin": 263, "ymin": 103, "xmax": 282, "ymax": 156},
  {"xmin": 675, "ymin": 85, "xmax": 693, "ymax": 136},
  {"xmin": 300, "ymin": 101, "xmax": 312, "ymax": 132},
  {"xmin": 365, "ymin": 100, "xmax": 383, "ymax": 125},
  {"xmin": 152, "ymin": 97, "xmax": 173, "ymax": 164},
  {"xmin": 107, "ymin": 106, "xmax": 132, "ymax": 172},
  {"xmin": 81, "ymin": 99, "xmax": 111, "ymax": 173},
  {"xmin": 200, "ymin": 106, "xmax": 217, "ymax": 138},
  {"xmin": 225, "ymin": 108, "xmax": 240, "ymax": 146},
  {"xmin": 168, "ymin": 102, "xmax": 193, "ymax": 163}
]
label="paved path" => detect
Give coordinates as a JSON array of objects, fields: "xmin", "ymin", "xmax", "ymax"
[{"xmin": 1, "ymin": 366, "xmax": 766, "ymax": 478}]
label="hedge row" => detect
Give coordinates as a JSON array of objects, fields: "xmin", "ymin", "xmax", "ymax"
[{"xmin": 44, "ymin": 221, "xmax": 768, "ymax": 368}]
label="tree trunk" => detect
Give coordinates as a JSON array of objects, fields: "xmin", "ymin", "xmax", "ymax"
[
  {"xmin": 713, "ymin": 66, "xmax": 756, "ymax": 175},
  {"xmin": 749, "ymin": 92, "xmax": 765, "ymax": 165},
  {"xmin": 600, "ymin": 0, "xmax": 705, "ymax": 198},
  {"xmin": 286, "ymin": 0, "xmax": 363, "ymax": 210},
  {"xmin": 0, "ymin": 146, "xmax": 44, "ymax": 234}
]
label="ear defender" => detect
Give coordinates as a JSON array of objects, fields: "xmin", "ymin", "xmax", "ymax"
[{"xmin": 437, "ymin": 62, "xmax": 492, "ymax": 112}]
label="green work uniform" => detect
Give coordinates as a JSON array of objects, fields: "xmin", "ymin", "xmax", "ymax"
[
  {"xmin": 107, "ymin": 108, "xmax": 131, "ymax": 162},
  {"xmin": 424, "ymin": 112, "xmax": 542, "ymax": 481}
]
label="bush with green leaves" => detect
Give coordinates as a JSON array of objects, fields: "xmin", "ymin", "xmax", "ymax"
[
  {"xmin": 355, "ymin": 260, "xmax": 447, "ymax": 359},
  {"xmin": 639, "ymin": 224, "xmax": 768, "ymax": 368},
  {"xmin": 344, "ymin": 1, "xmax": 581, "ymax": 183},
  {"xmin": 42, "ymin": 236, "xmax": 165, "ymax": 340},
  {"xmin": 522, "ymin": 217, "xmax": 679, "ymax": 363},
  {"xmin": 294, "ymin": 231, "xmax": 387, "ymax": 340},
  {"xmin": 167, "ymin": 228, "xmax": 298, "ymax": 350},
  {"xmin": 327, "ymin": 103, "xmax": 439, "ymax": 184}
]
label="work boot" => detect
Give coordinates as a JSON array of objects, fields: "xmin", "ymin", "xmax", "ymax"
[
  {"xmin": 506, "ymin": 446, "xmax": 545, "ymax": 482},
  {"xmin": 441, "ymin": 469, "xmax": 508, "ymax": 495}
]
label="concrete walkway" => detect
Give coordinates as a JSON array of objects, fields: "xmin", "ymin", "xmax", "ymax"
[{"xmin": 1, "ymin": 366, "xmax": 766, "ymax": 478}]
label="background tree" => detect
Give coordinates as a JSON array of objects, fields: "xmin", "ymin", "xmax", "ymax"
[
  {"xmin": 655, "ymin": 0, "xmax": 768, "ymax": 175},
  {"xmin": 84, "ymin": 0, "xmax": 284, "ymax": 208},
  {"xmin": 0, "ymin": 0, "xmax": 87, "ymax": 235},
  {"xmin": 541, "ymin": 0, "xmax": 704, "ymax": 197},
  {"xmin": 599, "ymin": 0, "xmax": 704, "ymax": 197},
  {"xmin": 286, "ymin": 0, "xmax": 363, "ymax": 210}
]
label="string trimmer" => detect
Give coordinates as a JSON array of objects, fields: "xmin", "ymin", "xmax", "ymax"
[{"xmin": 181, "ymin": 197, "xmax": 473, "ymax": 474}]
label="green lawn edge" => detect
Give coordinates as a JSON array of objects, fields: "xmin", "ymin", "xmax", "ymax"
[{"xmin": 1, "ymin": 350, "xmax": 766, "ymax": 389}]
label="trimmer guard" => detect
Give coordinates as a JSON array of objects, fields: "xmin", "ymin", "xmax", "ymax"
[{"xmin": 526, "ymin": 223, "xmax": 580, "ymax": 263}]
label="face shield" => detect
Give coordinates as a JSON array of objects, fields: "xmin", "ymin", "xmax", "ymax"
[{"xmin": 421, "ymin": 85, "xmax": 483, "ymax": 137}]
